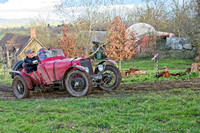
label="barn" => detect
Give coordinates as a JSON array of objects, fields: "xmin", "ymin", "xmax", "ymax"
[{"xmin": 126, "ymin": 23, "xmax": 175, "ymax": 56}]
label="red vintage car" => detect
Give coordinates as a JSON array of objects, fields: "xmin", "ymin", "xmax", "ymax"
[{"xmin": 9, "ymin": 48, "xmax": 121, "ymax": 99}]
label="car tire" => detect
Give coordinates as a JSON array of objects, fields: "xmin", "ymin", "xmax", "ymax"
[
  {"xmin": 96, "ymin": 65, "xmax": 121, "ymax": 90},
  {"xmin": 12, "ymin": 75, "xmax": 30, "ymax": 99},
  {"xmin": 64, "ymin": 70, "xmax": 92, "ymax": 97}
]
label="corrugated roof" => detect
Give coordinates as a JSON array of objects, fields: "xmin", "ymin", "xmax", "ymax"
[
  {"xmin": 90, "ymin": 31, "xmax": 107, "ymax": 43},
  {"xmin": 126, "ymin": 23, "xmax": 156, "ymax": 41}
]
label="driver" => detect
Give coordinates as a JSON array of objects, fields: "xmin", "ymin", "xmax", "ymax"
[{"xmin": 24, "ymin": 49, "xmax": 38, "ymax": 73}]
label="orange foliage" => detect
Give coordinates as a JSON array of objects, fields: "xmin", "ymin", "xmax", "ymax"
[
  {"xmin": 57, "ymin": 24, "xmax": 86, "ymax": 58},
  {"xmin": 105, "ymin": 16, "xmax": 137, "ymax": 62}
]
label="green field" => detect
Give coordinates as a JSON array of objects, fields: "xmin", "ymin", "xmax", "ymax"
[
  {"xmin": 120, "ymin": 58, "xmax": 198, "ymax": 83},
  {"xmin": 0, "ymin": 33, "xmax": 4, "ymax": 40},
  {"xmin": 0, "ymin": 58, "xmax": 197, "ymax": 84},
  {"xmin": 0, "ymin": 35, "xmax": 3, "ymax": 39},
  {"xmin": 0, "ymin": 58, "xmax": 199, "ymax": 132},
  {"xmin": 120, "ymin": 58, "xmax": 193, "ymax": 70},
  {"xmin": 0, "ymin": 89, "xmax": 200, "ymax": 132}
]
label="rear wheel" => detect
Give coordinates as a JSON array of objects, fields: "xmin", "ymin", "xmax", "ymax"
[
  {"xmin": 96, "ymin": 65, "xmax": 121, "ymax": 90},
  {"xmin": 12, "ymin": 75, "xmax": 30, "ymax": 99},
  {"xmin": 64, "ymin": 70, "xmax": 92, "ymax": 97}
]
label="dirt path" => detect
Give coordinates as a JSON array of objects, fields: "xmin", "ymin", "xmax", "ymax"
[{"xmin": 0, "ymin": 78, "xmax": 199, "ymax": 100}]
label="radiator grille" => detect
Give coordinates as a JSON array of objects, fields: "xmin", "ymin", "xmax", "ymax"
[{"xmin": 80, "ymin": 59, "xmax": 93, "ymax": 75}]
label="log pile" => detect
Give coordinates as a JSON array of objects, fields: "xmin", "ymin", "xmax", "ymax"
[{"xmin": 123, "ymin": 67, "xmax": 146, "ymax": 77}]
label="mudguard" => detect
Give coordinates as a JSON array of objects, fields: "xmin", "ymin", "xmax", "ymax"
[
  {"xmin": 9, "ymin": 70, "xmax": 33, "ymax": 90},
  {"xmin": 98, "ymin": 59, "xmax": 117, "ymax": 66},
  {"xmin": 63, "ymin": 65, "xmax": 89, "ymax": 78}
]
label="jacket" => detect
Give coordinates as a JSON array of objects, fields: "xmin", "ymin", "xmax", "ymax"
[{"xmin": 24, "ymin": 56, "xmax": 38, "ymax": 73}]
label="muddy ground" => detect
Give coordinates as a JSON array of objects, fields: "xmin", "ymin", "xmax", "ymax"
[{"xmin": 0, "ymin": 78, "xmax": 199, "ymax": 100}]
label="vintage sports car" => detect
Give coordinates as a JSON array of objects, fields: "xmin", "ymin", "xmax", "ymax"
[{"xmin": 9, "ymin": 48, "xmax": 121, "ymax": 99}]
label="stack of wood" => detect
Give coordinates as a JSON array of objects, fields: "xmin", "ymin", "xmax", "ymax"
[
  {"xmin": 191, "ymin": 63, "xmax": 200, "ymax": 73},
  {"xmin": 124, "ymin": 67, "xmax": 146, "ymax": 76}
]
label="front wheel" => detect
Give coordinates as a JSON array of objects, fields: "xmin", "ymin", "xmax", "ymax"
[
  {"xmin": 12, "ymin": 75, "xmax": 30, "ymax": 99},
  {"xmin": 64, "ymin": 70, "xmax": 92, "ymax": 97},
  {"xmin": 97, "ymin": 65, "xmax": 121, "ymax": 90}
]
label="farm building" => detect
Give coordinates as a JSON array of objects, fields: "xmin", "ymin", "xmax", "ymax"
[
  {"xmin": 0, "ymin": 29, "xmax": 45, "ymax": 67},
  {"xmin": 126, "ymin": 23, "xmax": 175, "ymax": 56},
  {"xmin": 89, "ymin": 23, "xmax": 177, "ymax": 57}
]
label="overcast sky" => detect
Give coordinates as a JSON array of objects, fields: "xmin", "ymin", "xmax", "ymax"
[
  {"xmin": 0, "ymin": 0, "xmax": 62, "ymax": 20},
  {"xmin": 0, "ymin": 0, "xmax": 142, "ymax": 20}
]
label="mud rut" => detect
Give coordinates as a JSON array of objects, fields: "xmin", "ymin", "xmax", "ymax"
[{"xmin": 0, "ymin": 78, "xmax": 199, "ymax": 100}]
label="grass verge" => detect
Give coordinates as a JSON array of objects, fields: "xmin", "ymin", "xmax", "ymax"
[{"xmin": 0, "ymin": 89, "xmax": 200, "ymax": 132}]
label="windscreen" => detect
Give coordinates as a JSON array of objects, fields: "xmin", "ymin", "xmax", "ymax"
[{"xmin": 38, "ymin": 49, "xmax": 65, "ymax": 61}]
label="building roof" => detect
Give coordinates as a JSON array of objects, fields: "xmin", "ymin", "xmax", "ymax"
[
  {"xmin": 156, "ymin": 31, "xmax": 175, "ymax": 37},
  {"xmin": 0, "ymin": 32, "xmax": 44, "ymax": 56},
  {"xmin": 126, "ymin": 23, "xmax": 156, "ymax": 40},
  {"xmin": 90, "ymin": 31, "xmax": 107, "ymax": 43},
  {"xmin": 16, "ymin": 37, "xmax": 44, "ymax": 56},
  {"xmin": 0, "ymin": 33, "xmax": 30, "ymax": 48}
]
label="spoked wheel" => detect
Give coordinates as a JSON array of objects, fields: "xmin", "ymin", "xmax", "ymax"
[
  {"xmin": 96, "ymin": 65, "xmax": 121, "ymax": 90},
  {"xmin": 64, "ymin": 70, "xmax": 92, "ymax": 97},
  {"xmin": 12, "ymin": 75, "xmax": 30, "ymax": 99}
]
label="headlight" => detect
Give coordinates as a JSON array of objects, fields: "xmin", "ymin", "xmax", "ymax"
[
  {"xmin": 97, "ymin": 64, "xmax": 104, "ymax": 72},
  {"xmin": 84, "ymin": 67, "xmax": 89, "ymax": 73}
]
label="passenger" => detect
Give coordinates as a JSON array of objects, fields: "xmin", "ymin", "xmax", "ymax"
[
  {"xmin": 39, "ymin": 50, "xmax": 47, "ymax": 61},
  {"xmin": 24, "ymin": 49, "xmax": 38, "ymax": 73}
]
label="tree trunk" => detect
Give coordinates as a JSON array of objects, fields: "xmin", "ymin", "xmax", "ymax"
[
  {"xmin": 197, "ymin": 0, "xmax": 200, "ymax": 18},
  {"xmin": 195, "ymin": 46, "xmax": 200, "ymax": 62},
  {"xmin": 119, "ymin": 60, "xmax": 122, "ymax": 70},
  {"xmin": 195, "ymin": 0, "xmax": 200, "ymax": 62}
]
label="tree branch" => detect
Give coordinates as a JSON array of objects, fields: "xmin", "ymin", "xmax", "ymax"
[{"xmin": 89, "ymin": 43, "xmax": 105, "ymax": 57}]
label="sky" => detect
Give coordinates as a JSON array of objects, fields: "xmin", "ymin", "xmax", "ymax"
[
  {"xmin": 0, "ymin": 0, "xmax": 143, "ymax": 20},
  {"xmin": 0, "ymin": 0, "xmax": 62, "ymax": 20}
]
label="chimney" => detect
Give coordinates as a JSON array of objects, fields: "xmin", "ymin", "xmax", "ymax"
[{"xmin": 30, "ymin": 28, "xmax": 36, "ymax": 38}]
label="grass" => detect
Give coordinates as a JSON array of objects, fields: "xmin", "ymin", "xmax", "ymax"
[
  {"xmin": 0, "ymin": 69, "xmax": 12, "ymax": 84},
  {"xmin": 0, "ymin": 33, "xmax": 4, "ymax": 40},
  {"xmin": 120, "ymin": 58, "xmax": 199, "ymax": 84},
  {"xmin": 120, "ymin": 58, "xmax": 193, "ymax": 70},
  {"xmin": 0, "ymin": 58, "xmax": 198, "ymax": 84},
  {"xmin": 0, "ymin": 35, "xmax": 3, "ymax": 40},
  {"xmin": 0, "ymin": 89, "xmax": 200, "ymax": 132},
  {"xmin": 0, "ymin": 58, "xmax": 199, "ymax": 132}
]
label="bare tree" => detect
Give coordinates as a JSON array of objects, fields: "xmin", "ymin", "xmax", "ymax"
[
  {"xmin": 136, "ymin": 0, "xmax": 170, "ymax": 31},
  {"xmin": 29, "ymin": 18, "xmax": 58, "ymax": 47},
  {"xmin": 57, "ymin": 24, "xmax": 85, "ymax": 57},
  {"xmin": 54, "ymin": 0, "xmax": 125, "ymax": 56},
  {"xmin": 137, "ymin": 0, "xmax": 200, "ymax": 61}
]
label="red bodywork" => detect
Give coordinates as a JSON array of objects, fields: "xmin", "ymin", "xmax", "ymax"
[
  {"xmin": 10, "ymin": 48, "xmax": 119, "ymax": 90},
  {"xmin": 11, "ymin": 49, "xmax": 94, "ymax": 90},
  {"xmin": 31, "ymin": 57, "xmax": 92, "ymax": 86}
]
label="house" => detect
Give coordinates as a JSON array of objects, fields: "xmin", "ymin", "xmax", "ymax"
[{"xmin": 0, "ymin": 29, "xmax": 45, "ymax": 67}]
